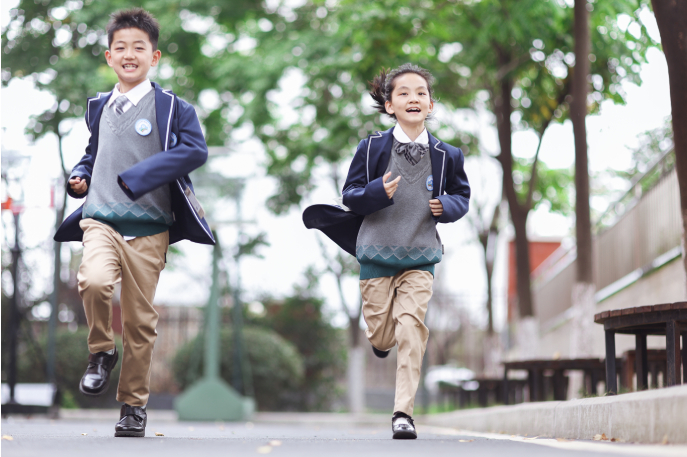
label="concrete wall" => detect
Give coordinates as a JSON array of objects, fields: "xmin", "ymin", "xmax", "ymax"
[{"xmin": 528, "ymin": 257, "xmax": 686, "ymax": 360}]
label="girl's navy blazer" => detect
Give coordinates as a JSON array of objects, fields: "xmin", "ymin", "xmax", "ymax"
[
  {"xmin": 303, "ymin": 126, "xmax": 470, "ymax": 256},
  {"xmin": 54, "ymin": 82, "xmax": 215, "ymax": 246}
]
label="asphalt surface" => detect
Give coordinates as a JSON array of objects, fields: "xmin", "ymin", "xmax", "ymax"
[{"xmin": 2, "ymin": 416, "xmax": 686, "ymax": 457}]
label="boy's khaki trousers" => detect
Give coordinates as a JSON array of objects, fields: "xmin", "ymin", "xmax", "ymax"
[
  {"xmin": 360, "ymin": 269, "xmax": 433, "ymax": 416},
  {"xmin": 77, "ymin": 219, "xmax": 168, "ymax": 406}
]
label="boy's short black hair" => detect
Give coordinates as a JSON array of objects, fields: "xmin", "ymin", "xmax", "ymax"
[{"xmin": 107, "ymin": 8, "xmax": 160, "ymax": 51}]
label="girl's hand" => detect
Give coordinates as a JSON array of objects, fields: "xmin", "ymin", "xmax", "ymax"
[
  {"xmin": 429, "ymin": 199, "xmax": 443, "ymax": 216},
  {"xmin": 383, "ymin": 172, "xmax": 401, "ymax": 199},
  {"xmin": 69, "ymin": 177, "xmax": 88, "ymax": 194}
]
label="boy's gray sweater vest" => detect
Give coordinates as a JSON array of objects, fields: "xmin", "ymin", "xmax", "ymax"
[
  {"xmin": 356, "ymin": 139, "xmax": 442, "ymax": 279},
  {"xmin": 83, "ymin": 90, "xmax": 173, "ymax": 236}
]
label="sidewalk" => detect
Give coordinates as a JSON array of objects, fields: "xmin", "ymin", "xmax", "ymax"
[{"xmin": 423, "ymin": 384, "xmax": 687, "ymax": 444}]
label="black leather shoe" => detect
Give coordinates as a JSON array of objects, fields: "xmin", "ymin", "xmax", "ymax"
[
  {"xmin": 392, "ymin": 412, "xmax": 417, "ymax": 439},
  {"xmin": 372, "ymin": 345, "xmax": 390, "ymax": 359},
  {"xmin": 79, "ymin": 347, "xmax": 118, "ymax": 396},
  {"xmin": 115, "ymin": 404, "xmax": 147, "ymax": 437}
]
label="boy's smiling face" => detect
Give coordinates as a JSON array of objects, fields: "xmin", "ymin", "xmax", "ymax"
[
  {"xmin": 105, "ymin": 27, "xmax": 161, "ymax": 93},
  {"xmin": 384, "ymin": 73, "xmax": 433, "ymax": 131}
]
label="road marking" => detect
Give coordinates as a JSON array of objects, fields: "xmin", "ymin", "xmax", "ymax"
[{"xmin": 423, "ymin": 426, "xmax": 687, "ymax": 456}]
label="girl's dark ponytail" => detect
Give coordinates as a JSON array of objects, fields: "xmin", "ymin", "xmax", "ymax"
[{"xmin": 369, "ymin": 69, "xmax": 389, "ymax": 115}]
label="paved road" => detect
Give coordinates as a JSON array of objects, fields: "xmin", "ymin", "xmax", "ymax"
[{"xmin": 2, "ymin": 415, "xmax": 686, "ymax": 457}]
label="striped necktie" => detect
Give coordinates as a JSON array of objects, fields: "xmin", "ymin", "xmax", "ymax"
[{"xmin": 114, "ymin": 95, "xmax": 130, "ymax": 116}]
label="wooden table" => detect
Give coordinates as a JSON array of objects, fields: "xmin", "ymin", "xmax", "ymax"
[
  {"xmin": 502, "ymin": 358, "xmax": 613, "ymax": 404},
  {"xmin": 594, "ymin": 302, "xmax": 687, "ymax": 395}
]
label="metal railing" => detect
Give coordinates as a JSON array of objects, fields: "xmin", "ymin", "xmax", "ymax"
[{"xmin": 532, "ymin": 150, "xmax": 681, "ymax": 327}]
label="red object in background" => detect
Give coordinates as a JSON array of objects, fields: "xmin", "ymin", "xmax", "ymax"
[
  {"xmin": 507, "ymin": 239, "xmax": 561, "ymax": 322},
  {"xmin": 2, "ymin": 197, "xmax": 23, "ymax": 215}
]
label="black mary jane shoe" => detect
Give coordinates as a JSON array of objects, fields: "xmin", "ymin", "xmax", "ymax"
[
  {"xmin": 115, "ymin": 404, "xmax": 147, "ymax": 437},
  {"xmin": 372, "ymin": 345, "xmax": 390, "ymax": 359},
  {"xmin": 392, "ymin": 412, "xmax": 417, "ymax": 439},
  {"xmin": 79, "ymin": 347, "xmax": 119, "ymax": 396}
]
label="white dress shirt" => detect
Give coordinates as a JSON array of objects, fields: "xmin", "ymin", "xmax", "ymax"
[
  {"xmin": 393, "ymin": 126, "xmax": 428, "ymax": 145},
  {"xmin": 107, "ymin": 79, "xmax": 153, "ymax": 114}
]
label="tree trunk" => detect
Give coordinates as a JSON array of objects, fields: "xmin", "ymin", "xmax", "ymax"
[
  {"xmin": 494, "ymin": 55, "xmax": 535, "ymax": 318},
  {"xmin": 572, "ymin": 0, "xmax": 594, "ymax": 286},
  {"xmin": 651, "ymin": 0, "xmax": 687, "ymax": 290}
]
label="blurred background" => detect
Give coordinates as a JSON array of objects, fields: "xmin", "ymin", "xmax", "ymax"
[{"xmin": 1, "ymin": 0, "xmax": 680, "ymax": 414}]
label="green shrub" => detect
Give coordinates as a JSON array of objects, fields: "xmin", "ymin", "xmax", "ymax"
[
  {"xmin": 172, "ymin": 326, "xmax": 304, "ymax": 411},
  {"xmin": 15, "ymin": 328, "xmax": 123, "ymax": 408}
]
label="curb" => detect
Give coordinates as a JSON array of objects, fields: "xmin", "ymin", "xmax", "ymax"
[{"xmin": 423, "ymin": 384, "xmax": 687, "ymax": 444}]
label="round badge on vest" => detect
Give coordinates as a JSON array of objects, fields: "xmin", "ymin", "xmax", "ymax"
[
  {"xmin": 170, "ymin": 132, "xmax": 178, "ymax": 147},
  {"xmin": 135, "ymin": 119, "xmax": 152, "ymax": 136},
  {"xmin": 426, "ymin": 175, "xmax": 434, "ymax": 191}
]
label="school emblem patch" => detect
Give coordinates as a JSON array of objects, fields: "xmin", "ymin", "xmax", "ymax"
[
  {"xmin": 426, "ymin": 175, "xmax": 434, "ymax": 191},
  {"xmin": 135, "ymin": 119, "xmax": 152, "ymax": 136}
]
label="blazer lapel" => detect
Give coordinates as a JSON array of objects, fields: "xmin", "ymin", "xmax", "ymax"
[
  {"xmin": 428, "ymin": 131, "xmax": 446, "ymax": 198},
  {"xmin": 370, "ymin": 127, "xmax": 394, "ymax": 181},
  {"xmin": 86, "ymin": 92, "xmax": 111, "ymax": 133},
  {"xmin": 153, "ymin": 82, "xmax": 175, "ymax": 151}
]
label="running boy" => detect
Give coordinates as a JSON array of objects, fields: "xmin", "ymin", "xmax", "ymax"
[
  {"xmin": 54, "ymin": 8, "xmax": 214, "ymax": 437},
  {"xmin": 303, "ymin": 64, "xmax": 470, "ymax": 439}
]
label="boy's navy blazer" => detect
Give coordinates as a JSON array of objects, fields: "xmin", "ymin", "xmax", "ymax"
[
  {"xmin": 303, "ymin": 126, "xmax": 470, "ymax": 256},
  {"xmin": 54, "ymin": 82, "xmax": 215, "ymax": 246}
]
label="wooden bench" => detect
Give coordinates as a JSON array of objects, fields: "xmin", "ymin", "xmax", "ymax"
[
  {"xmin": 502, "ymin": 358, "xmax": 617, "ymax": 404},
  {"xmin": 594, "ymin": 302, "xmax": 687, "ymax": 394}
]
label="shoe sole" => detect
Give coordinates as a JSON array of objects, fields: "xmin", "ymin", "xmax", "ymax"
[
  {"xmin": 114, "ymin": 430, "xmax": 145, "ymax": 437},
  {"xmin": 393, "ymin": 430, "xmax": 417, "ymax": 439},
  {"xmin": 79, "ymin": 351, "xmax": 119, "ymax": 396}
]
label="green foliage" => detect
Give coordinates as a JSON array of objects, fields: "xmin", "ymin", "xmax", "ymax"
[
  {"xmin": 172, "ymin": 326, "xmax": 305, "ymax": 411},
  {"xmin": 13, "ymin": 327, "xmax": 123, "ymax": 408},
  {"xmin": 512, "ymin": 157, "xmax": 573, "ymax": 214},
  {"xmin": 248, "ymin": 287, "xmax": 347, "ymax": 411}
]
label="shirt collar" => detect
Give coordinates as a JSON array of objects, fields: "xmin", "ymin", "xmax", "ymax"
[
  {"xmin": 107, "ymin": 79, "xmax": 153, "ymax": 107},
  {"xmin": 393, "ymin": 126, "xmax": 428, "ymax": 145}
]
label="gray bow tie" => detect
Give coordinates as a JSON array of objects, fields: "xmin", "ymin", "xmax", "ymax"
[{"xmin": 396, "ymin": 141, "xmax": 428, "ymax": 166}]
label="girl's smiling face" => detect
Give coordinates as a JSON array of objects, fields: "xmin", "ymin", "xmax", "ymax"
[{"xmin": 384, "ymin": 73, "xmax": 433, "ymax": 130}]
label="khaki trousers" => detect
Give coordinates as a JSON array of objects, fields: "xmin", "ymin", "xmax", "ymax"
[
  {"xmin": 77, "ymin": 219, "xmax": 168, "ymax": 406},
  {"xmin": 360, "ymin": 269, "xmax": 433, "ymax": 416}
]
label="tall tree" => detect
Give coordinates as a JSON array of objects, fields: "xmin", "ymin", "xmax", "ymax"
[
  {"xmin": 569, "ymin": 0, "xmax": 595, "ymax": 359},
  {"xmin": 650, "ymin": 0, "xmax": 687, "ymax": 286}
]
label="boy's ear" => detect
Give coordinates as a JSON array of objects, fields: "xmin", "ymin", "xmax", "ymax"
[
  {"xmin": 105, "ymin": 49, "xmax": 113, "ymax": 67},
  {"xmin": 151, "ymin": 49, "xmax": 161, "ymax": 66},
  {"xmin": 385, "ymin": 100, "xmax": 394, "ymax": 115}
]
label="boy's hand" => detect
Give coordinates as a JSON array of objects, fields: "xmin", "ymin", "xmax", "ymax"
[
  {"xmin": 383, "ymin": 172, "xmax": 401, "ymax": 199},
  {"xmin": 69, "ymin": 177, "xmax": 88, "ymax": 195},
  {"xmin": 429, "ymin": 199, "xmax": 443, "ymax": 216}
]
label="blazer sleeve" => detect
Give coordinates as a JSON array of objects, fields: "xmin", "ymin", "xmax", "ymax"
[
  {"xmin": 341, "ymin": 139, "xmax": 394, "ymax": 216},
  {"xmin": 117, "ymin": 98, "xmax": 208, "ymax": 201},
  {"xmin": 66, "ymin": 111, "xmax": 96, "ymax": 199},
  {"xmin": 435, "ymin": 147, "xmax": 470, "ymax": 223}
]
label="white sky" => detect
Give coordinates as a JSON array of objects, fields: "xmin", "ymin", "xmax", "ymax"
[{"xmin": 1, "ymin": 4, "xmax": 671, "ymax": 333}]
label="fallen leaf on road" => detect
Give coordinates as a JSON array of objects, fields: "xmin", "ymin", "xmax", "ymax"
[
  {"xmin": 155, "ymin": 432, "xmax": 164, "ymax": 436},
  {"xmin": 256, "ymin": 446, "xmax": 272, "ymax": 454},
  {"xmin": 593, "ymin": 433, "xmax": 608, "ymax": 441},
  {"xmin": 81, "ymin": 433, "xmax": 87, "ymax": 436},
  {"xmin": 556, "ymin": 438, "xmax": 571, "ymax": 442},
  {"xmin": 459, "ymin": 439, "xmax": 474, "ymax": 442},
  {"xmin": 524, "ymin": 436, "xmax": 539, "ymax": 440},
  {"xmin": 269, "ymin": 440, "xmax": 282, "ymax": 446},
  {"xmin": 2, "ymin": 435, "xmax": 13, "ymax": 441}
]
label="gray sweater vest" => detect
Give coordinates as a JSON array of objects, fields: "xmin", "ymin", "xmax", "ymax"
[
  {"xmin": 356, "ymin": 139, "xmax": 442, "ymax": 279},
  {"xmin": 83, "ymin": 91, "xmax": 173, "ymax": 236}
]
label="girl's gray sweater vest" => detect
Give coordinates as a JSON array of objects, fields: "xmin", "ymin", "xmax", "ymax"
[
  {"xmin": 356, "ymin": 139, "xmax": 442, "ymax": 279},
  {"xmin": 83, "ymin": 91, "xmax": 173, "ymax": 236}
]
